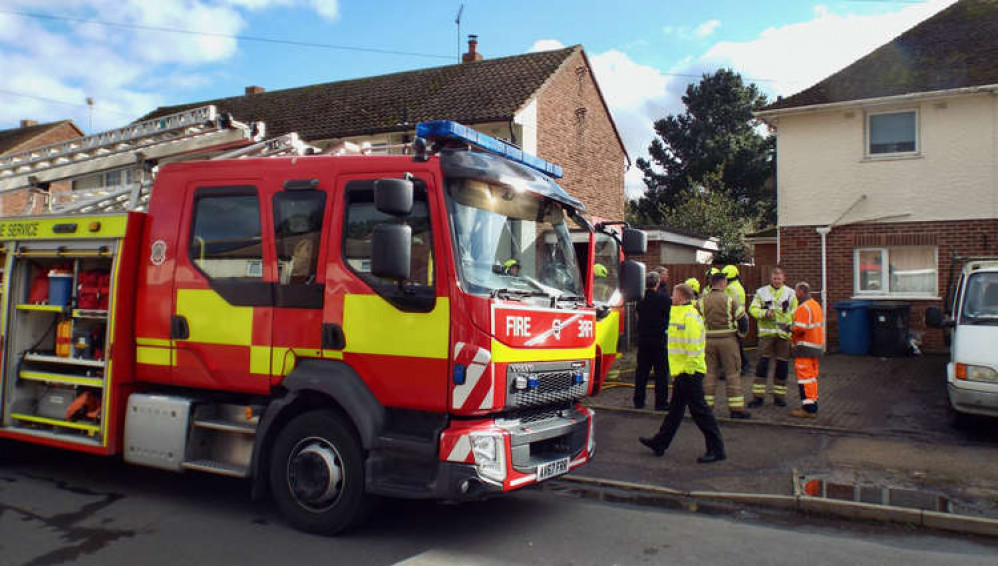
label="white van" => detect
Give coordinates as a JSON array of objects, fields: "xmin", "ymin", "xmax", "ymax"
[{"xmin": 927, "ymin": 258, "xmax": 998, "ymax": 425}]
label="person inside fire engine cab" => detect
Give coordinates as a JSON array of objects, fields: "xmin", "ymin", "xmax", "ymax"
[
  {"xmin": 503, "ymin": 258, "xmax": 521, "ymax": 276},
  {"xmin": 449, "ymin": 179, "xmax": 584, "ymax": 302}
]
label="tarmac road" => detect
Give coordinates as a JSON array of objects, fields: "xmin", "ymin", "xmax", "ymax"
[{"xmin": 2, "ymin": 440, "xmax": 998, "ymax": 566}]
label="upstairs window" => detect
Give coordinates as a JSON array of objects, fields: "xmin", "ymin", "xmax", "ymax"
[{"xmin": 867, "ymin": 110, "xmax": 917, "ymax": 156}]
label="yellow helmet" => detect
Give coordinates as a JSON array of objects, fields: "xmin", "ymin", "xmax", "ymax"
[
  {"xmin": 503, "ymin": 259, "xmax": 520, "ymax": 273},
  {"xmin": 705, "ymin": 266, "xmax": 721, "ymax": 278},
  {"xmin": 722, "ymin": 264, "xmax": 739, "ymax": 279},
  {"xmin": 593, "ymin": 263, "xmax": 608, "ymax": 278},
  {"xmin": 684, "ymin": 277, "xmax": 701, "ymax": 294}
]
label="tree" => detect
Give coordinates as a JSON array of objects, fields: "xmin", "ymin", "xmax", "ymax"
[
  {"xmin": 632, "ymin": 69, "xmax": 775, "ymax": 226},
  {"xmin": 628, "ymin": 172, "xmax": 752, "ymax": 264}
]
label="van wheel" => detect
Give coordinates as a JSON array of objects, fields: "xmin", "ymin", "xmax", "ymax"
[
  {"xmin": 947, "ymin": 405, "xmax": 970, "ymax": 429},
  {"xmin": 269, "ymin": 410, "xmax": 371, "ymax": 534}
]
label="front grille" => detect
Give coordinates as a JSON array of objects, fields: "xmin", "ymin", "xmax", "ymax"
[
  {"xmin": 507, "ymin": 369, "xmax": 588, "ymax": 409},
  {"xmin": 506, "ymin": 404, "xmax": 571, "ymax": 424}
]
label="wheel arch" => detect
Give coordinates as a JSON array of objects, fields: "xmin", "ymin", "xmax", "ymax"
[{"xmin": 250, "ymin": 359, "xmax": 386, "ymax": 498}]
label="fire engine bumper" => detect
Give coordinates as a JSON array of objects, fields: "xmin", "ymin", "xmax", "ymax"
[
  {"xmin": 437, "ymin": 404, "xmax": 595, "ymax": 496},
  {"xmin": 367, "ymin": 405, "xmax": 595, "ymax": 500}
]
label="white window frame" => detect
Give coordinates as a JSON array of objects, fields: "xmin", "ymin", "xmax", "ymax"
[
  {"xmin": 853, "ymin": 245, "xmax": 938, "ymax": 299},
  {"xmin": 865, "ymin": 108, "xmax": 919, "ymax": 158}
]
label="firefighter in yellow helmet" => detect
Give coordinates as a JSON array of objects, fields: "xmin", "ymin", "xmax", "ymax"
[
  {"xmin": 503, "ymin": 259, "xmax": 521, "ymax": 276},
  {"xmin": 703, "ymin": 266, "xmax": 721, "ymax": 295},
  {"xmin": 684, "ymin": 277, "xmax": 701, "ymax": 299},
  {"xmin": 723, "ymin": 264, "xmax": 751, "ymax": 375}
]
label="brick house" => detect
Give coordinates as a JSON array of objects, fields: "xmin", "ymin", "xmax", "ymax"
[
  {"xmin": 0, "ymin": 119, "xmax": 84, "ymax": 216},
  {"xmin": 756, "ymin": 0, "xmax": 998, "ymax": 352},
  {"xmin": 137, "ymin": 39, "xmax": 628, "ymax": 220}
]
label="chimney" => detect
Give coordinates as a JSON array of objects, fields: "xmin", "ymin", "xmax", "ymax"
[
  {"xmin": 462, "ymin": 35, "xmax": 483, "ymax": 63},
  {"xmin": 245, "ymin": 85, "xmax": 265, "ymax": 96},
  {"xmin": 20, "ymin": 119, "xmax": 38, "ymax": 128}
]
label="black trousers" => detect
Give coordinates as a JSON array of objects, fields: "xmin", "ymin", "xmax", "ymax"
[
  {"xmin": 647, "ymin": 372, "xmax": 725, "ymax": 457},
  {"xmin": 634, "ymin": 339, "xmax": 669, "ymax": 409}
]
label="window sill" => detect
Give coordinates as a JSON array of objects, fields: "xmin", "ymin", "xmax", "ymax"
[
  {"xmin": 850, "ymin": 295, "xmax": 940, "ymax": 301},
  {"xmin": 860, "ymin": 153, "xmax": 923, "ymax": 163}
]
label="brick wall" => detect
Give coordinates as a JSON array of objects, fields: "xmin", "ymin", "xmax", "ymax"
[
  {"xmin": 536, "ymin": 51, "xmax": 626, "ymax": 221},
  {"xmin": 780, "ymin": 219, "xmax": 998, "ymax": 352},
  {"xmin": 1, "ymin": 122, "xmax": 82, "ymax": 216}
]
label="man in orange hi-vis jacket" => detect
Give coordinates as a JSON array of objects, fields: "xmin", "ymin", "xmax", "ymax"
[{"xmin": 791, "ymin": 282, "xmax": 824, "ymax": 418}]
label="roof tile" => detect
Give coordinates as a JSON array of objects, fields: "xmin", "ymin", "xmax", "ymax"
[
  {"xmin": 762, "ymin": 0, "xmax": 998, "ymax": 112},
  {"xmin": 137, "ymin": 46, "xmax": 580, "ymax": 139}
]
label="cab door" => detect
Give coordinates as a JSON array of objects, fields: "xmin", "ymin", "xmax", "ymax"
[
  {"xmin": 322, "ymin": 173, "xmax": 450, "ymax": 412},
  {"xmin": 171, "ymin": 183, "xmax": 274, "ymax": 393}
]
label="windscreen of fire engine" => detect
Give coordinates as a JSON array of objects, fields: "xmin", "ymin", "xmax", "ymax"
[
  {"xmin": 960, "ymin": 272, "xmax": 998, "ymax": 325},
  {"xmin": 447, "ymin": 179, "xmax": 583, "ymax": 299}
]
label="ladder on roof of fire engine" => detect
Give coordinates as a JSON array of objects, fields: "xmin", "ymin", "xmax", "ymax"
[
  {"xmin": 45, "ymin": 132, "xmax": 318, "ymax": 216},
  {"xmin": 0, "ymin": 105, "xmax": 264, "ymax": 194}
]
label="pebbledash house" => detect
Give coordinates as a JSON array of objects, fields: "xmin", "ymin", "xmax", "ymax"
[
  {"xmin": 756, "ymin": 0, "xmax": 998, "ymax": 352},
  {"xmin": 136, "ymin": 38, "xmax": 628, "ymax": 222}
]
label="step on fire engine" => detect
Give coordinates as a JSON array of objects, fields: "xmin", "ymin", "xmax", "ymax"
[{"xmin": 0, "ymin": 113, "xmax": 646, "ymax": 534}]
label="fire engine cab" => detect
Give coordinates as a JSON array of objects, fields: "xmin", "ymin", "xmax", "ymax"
[{"xmin": 0, "ymin": 114, "xmax": 645, "ymax": 533}]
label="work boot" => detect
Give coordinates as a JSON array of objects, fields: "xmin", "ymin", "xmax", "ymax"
[
  {"xmin": 791, "ymin": 408, "xmax": 816, "ymax": 419},
  {"xmin": 697, "ymin": 453, "xmax": 726, "ymax": 464},
  {"xmin": 639, "ymin": 437, "xmax": 665, "ymax": 457},
  {"xmin": 729, "ymin": 410, "xmax": 751, "ymax": 419},
  {"xmin": 747, "ymin": 397, "xmax": 764, "ymax": 408},
  {"xmin": 774, "ymin": 397, "xmax": 787, "ymax": 407}
]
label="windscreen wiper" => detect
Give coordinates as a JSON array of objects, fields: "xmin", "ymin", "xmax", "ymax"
[{"xmin": 489, "ymin": 288, "xmax": 549, "ymax": 300}]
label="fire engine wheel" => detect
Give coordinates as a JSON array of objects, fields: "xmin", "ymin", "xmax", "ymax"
[{"xmin": 269, "ymin": 410, "xmax": 370, "ymax": 534}]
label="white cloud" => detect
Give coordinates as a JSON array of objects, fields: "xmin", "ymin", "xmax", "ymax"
[
  {"xmin": 529, "ymin": 39, "xmax": 565, "ymax": 53},
  {"xmin": 0, "ymin": 0, "xmax": 340, "ymax": 133},
  {"xmin": 589, "ymin": 50, "xmax": 683, "ymax": 199},
  {"xmin": 700, "ymin": 0, "xmax": 958, "ymax": 98},
  {"xmin": 694, "ymin": 19, "xmax": 721, "ymax": 38},
  {"xmin": 663, "ymin": 19, "xmax": 722, "ymax": 41}
]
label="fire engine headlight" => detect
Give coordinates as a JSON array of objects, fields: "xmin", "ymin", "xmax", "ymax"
[
  {"xmin": 514, "ymin": 375, "xmax": 528, "ymax": 390},
  {"xmin": 470, "ymin": 432, "xmax": 506, "ymax": 484}
]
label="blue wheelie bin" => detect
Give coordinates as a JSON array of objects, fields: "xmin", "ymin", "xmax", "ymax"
[{"xmin": 834, "ymin": 300, "xmax": 872, "ymax": 355}]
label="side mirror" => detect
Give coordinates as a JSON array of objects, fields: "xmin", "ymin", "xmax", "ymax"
[
  {"xmin": 619, "ymin": 260, "xmax": 646, "ymax": 302},
  {"xmin": 371, "ymin": 224, "xmax": 411, "ymax": 280},
  {"xmin": 374, "ymin": 178, "xmax": 413, "ymax": 216},
  {"xmin": 622, "ymin": 228, "xmax": 647, "ymax": 256},
  {"xmin": 924, "ymin": 306, "xmax": 953, "ymax": 328}
]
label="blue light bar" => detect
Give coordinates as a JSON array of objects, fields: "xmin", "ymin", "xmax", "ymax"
[{"xmin": 416, "ymin": 120, "xmax": 563, "ymax": 178}]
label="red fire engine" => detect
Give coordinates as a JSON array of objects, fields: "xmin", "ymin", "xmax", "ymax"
[{"xmin": 0, "ymin": 113, "xmax": 645, "ymax": 533}]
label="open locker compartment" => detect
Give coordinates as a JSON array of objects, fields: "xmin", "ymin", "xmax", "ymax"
[{"xmin": 0, "ymin": 240, "xmax": 117, "ymax": 447}]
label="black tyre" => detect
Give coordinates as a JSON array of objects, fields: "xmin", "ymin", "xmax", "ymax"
[
  {"xmin": 269, "ymin": 410, "xmax": 371, "ymax": 534},
  {"xmin": 947, "ymin": 404, "xmax": 970, "ymax": 430}
]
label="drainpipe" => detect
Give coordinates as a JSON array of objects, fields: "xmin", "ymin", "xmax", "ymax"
[{"xmin": 816, "ymin": 226, "xmax": 831, "ymax": 352}]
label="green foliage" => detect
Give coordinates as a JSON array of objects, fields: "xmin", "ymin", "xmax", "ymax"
[{"xmin": 631, "ymin": 69, "xmax": 776, "ymax": 234}]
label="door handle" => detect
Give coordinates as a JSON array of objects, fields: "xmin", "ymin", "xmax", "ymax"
[
  {"xmin": 171, "ymin": 315, "xmax": 190, "ymax": 340},
  {"xmin": 322, "ymin": 323, "xmax": 345, "ymax": 350}
]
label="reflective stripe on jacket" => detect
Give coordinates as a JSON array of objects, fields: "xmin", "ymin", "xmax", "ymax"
[
  {"xmin": 725, "ymin": 279, "xmax": 746, "ymax": 307},
  {"xmin": 749, "ymin": 284, "xmax": 797, "ymax": 340},
  {"xmin": 668, "ymin": 303, "xmax": 707, "ymax": 376},
  {"xmin": 702, "ymin": 289, "xmax": 745, "ymax": 338},
  {"xmin": 793, "ymin": 298, "xmax": 825, "ymax": 356}
]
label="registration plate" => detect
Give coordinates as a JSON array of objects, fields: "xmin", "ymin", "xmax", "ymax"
[{"xmin": 536, "ymin": 457, "xmax": 570, "ymax": 481}]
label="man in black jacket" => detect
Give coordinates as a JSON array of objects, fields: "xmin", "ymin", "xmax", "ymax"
[{"xmin": 634, "ymin": 271, "xmax": 670, "ymax": 410}]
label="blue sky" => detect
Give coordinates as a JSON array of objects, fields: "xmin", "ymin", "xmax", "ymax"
[{"xmin": 0, "ymin": 0, "xmax": 958, "ymax": 196}]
